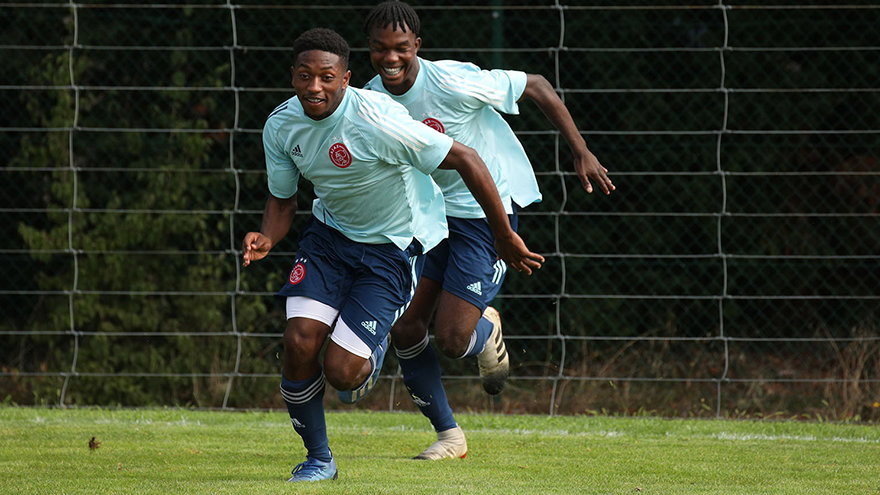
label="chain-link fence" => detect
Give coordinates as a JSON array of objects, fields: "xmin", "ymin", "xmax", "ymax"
[{"xmin": 1, "ymin": 1, "xmax": 878, "ymax": 420}]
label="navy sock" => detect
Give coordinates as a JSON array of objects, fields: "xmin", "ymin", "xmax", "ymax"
[
  {"xmin": 462, "ymin": 315, "xmax": 495, "ymax": 358},
  {"xmin": 280, "ymin": 370, "xmax": 331, "ymax": 462},
  {"xmin": 396, "ymin": 334, "xmax": 457, "ymax": 433}
]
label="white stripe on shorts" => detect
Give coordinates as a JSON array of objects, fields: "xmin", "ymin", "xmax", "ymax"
[
  {"xmin": 492, "ymin": 259, "xmax": 507, "ymax": 285},
  {"xmin": 392, "ymin": 254, "xmax": 420, "ymax": 324}
]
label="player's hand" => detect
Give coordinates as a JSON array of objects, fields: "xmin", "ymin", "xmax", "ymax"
[
  {"xmin": 574, "ymin": 149, "xmax": 615, "ymax": 195},
  {"xmin": 241, "ymin": 232, "xmax": 272, "ymax": 267},
  {"xmin": 495, "ymin": 232, "xmax": 544, "ymax": 276}
]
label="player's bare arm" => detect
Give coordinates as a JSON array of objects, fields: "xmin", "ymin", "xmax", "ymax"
[
  {"xmin": 242, "ymin": 194, "xmax": 298, "ymax": 267},
  {"xmin": 520, "ymin": 73, "xmax": 615, "ymax": 195},
  {"xmin": 438, "ymin": 142, "xmax": 544, "ymax": 275}
]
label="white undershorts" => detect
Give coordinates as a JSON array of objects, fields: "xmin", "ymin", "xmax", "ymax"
[{"xmin": 285, "ymin": 296, "xmax": 371, "ymax": 359}]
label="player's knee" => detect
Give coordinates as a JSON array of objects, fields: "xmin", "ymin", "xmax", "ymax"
[
  {"xmin": 323, "ymin": 363, "xmax": 364, "ymax": 391},
  {"xmin": 281, "ymin": 330, "xmax": 303, "ymax": 354},
  {"xmin": 434, "ymin": 327, "xmax": 469, "ymax": 359},
  {"xmin": 323, "ymin": 346, "xmax": 368, "ymax": 390},
  {"xmin": 391, "ymin": 316, "xmax": 429, "ymax": 349},
  {"xmin": 323, "ymin": 368, "xmax": 353, "ymax": 390},
  {"xmin": 281, "ymin": 327, "xmax": 322, "ymax": 363}
]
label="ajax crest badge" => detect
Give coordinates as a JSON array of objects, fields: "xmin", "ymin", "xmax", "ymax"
[{"xmin": 329, "ymin": 142, "xmax": 352, "ymax": 168}]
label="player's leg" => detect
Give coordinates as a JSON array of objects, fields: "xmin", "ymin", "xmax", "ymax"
[
  {"xmin": 433, "ymin": 214, "xmax": 515, "ymax": 395},
  {"xmin": 391, "ymin": 275, "xmax": 442, "ymax": 350},
  {"xmin": 391, "ymin": 275, "xmax": 467, "ymax": 460},
  {"xmin": 331, "ymin": 239, "xmax": 423, "ymax": 403},
  {"xmin": 283, "ymin": 229, "xmax": 407, "ymax": 480},
  {"xmin": 275, "ymin": 217, "xmax": 350, "ymax": 482},
  {"xmin": 324, "ymin": 317, "xmax": 389, "ymax": 394},
  {"xmin": 279, "ymin": 299, "xmax": 338, "ymax": 482},
  {"xmin": 432, "ymin": 291, "xmax": 483, "ymax": 358},
  {"xmin": 434, "ymin": 291, "xmax": 508, "ymax": 395}
]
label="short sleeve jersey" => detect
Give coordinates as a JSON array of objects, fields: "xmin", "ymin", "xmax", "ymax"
[
  {"xmin": 262, "ymin": 87, "xmax": 453, "ymax": 252},
  {"xmin": 365, "ymin": 57, "xmax": 542, "ymax": 218}
]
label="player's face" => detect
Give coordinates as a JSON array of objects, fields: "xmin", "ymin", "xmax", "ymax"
[
  {"xmin": 368, "ymin": 23, "xmax": 421, "ymax": 96},
  {"xmin": 290, "ymin": 50, "xmax": 351, "ymax": 121}
]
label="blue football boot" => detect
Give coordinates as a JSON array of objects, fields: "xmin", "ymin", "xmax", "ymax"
[{"xmin": 287, "ymin": 455, "xmax": 338, "ymax": 482}]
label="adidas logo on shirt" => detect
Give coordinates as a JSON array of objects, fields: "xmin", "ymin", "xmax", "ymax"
[
  {"xmin": 466, "ymin": 282, "xmax": 482, "ymax": 296},
  {"xmin": 361, "ymin": 320, "xmax": 378, "ymax": 335},
  {"xmin": 291, "ymin": 144, "xmax": 303, "ymax": 158}
]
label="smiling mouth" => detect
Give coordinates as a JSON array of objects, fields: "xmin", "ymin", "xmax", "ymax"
[
  {"xmin": 304, "ymin": 97, "xmax": 324, "ymax": 104},
  {"xmin": 382, "ymin": 66, "xmax": 402, "ymax": 77}
]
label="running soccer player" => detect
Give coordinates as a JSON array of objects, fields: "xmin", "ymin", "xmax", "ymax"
[
  {"xmin": 361, "ymin": 1, "xmax": 615, "ymax": 460},
  {"xmin": 241, "ymin": 28, "xmax": 542, "ymax": 482}
]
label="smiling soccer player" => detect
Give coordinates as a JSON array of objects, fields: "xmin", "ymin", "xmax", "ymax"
[
  {"xmin": 361, "ymin": 1, "xmax": 614, "ymax": 461},
  {"xmin": 242, "ymin": 27, "xmax": 542, "ymax": 482}
]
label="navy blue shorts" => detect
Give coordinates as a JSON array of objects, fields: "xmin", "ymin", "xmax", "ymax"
[
  {"xmin": 421, "ymin": 209, "xmax": 518, "ymax": 311},
  {"xmin": 276, "ymin": 217, "xmax": 424, "ymax": 351}
]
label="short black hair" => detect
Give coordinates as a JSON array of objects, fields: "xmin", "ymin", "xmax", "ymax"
[
  {"xmin": 293, "ymin": 28, "xmax": 350, "ymax": 70},
  {"xmin": 364, "ymin": 1, "xmax": 420, "ymax": 38}
]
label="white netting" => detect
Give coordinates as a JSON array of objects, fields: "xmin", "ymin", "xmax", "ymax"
[{"xmin": 1, "ymin": 1, "xmax": 878, "ymax": 419}]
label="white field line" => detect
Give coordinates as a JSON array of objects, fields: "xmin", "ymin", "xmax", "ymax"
[{"xmin": 24, "ymin": 414, "xmax": 880, "ymax": 444}]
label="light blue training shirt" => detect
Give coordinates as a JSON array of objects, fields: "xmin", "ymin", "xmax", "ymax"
[
  {"xmin": 365, "ymin": 57, "xmax": 542, "ymax": 219},
  {"xmin": 262, "ymin": 86, "xmax": 453, "ymax": 252}
]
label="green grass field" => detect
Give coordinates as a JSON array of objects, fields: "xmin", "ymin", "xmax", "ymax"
[{"xmin": 1, "ymin": 407, "xmax": 877, "ymax": 494}]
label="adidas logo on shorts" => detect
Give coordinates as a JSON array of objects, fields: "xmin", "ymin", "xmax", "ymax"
[
  {"xmin": 466, "ymin": 282, "xmax": 482, "ymax": 296},
  {"xmin": 410, "ymin": 393, "xmax": 431, "ymax": 408},
  {"xmin": 361, "ymin": 320, "xmax": 377, "ymax": 335}
]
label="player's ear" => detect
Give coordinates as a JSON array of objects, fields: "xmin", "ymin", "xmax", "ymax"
[
  {"xmin": 414, "ymin": 37, "xmax": 422, "ymax": 51},
  {"xmin": 289, "ymin": 66, "xmax": 296, "ymax": 85},
  {"xmin": 342, "ymin": 70, "xmax": 351, "ymax": 88}
]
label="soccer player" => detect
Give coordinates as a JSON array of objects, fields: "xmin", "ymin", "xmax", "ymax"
[
  {"xmin": 241, "ymin": 28, "xmax": 542, "ymax": 482},
  {"xmin": 361, "ymin": 1, "xmax": 615, "ymax": 460}
]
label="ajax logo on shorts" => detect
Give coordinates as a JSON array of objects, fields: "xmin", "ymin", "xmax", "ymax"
[
  {"xmin": 329, "ymin": 142, "xmax": 352, "ymax": 168},
  {"xmin": 289, "ymin": 263, "xmax": 306, "ymax": 285},
  {"xmin": 422, "ymin": 117, "xmax": 445, "ymax": 134}
]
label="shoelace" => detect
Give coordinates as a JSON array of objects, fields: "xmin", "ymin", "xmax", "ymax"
[{"xmin": 292, "ymin": 459, "xmax": 328, "ymax": 479}]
